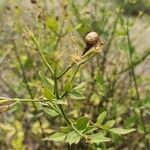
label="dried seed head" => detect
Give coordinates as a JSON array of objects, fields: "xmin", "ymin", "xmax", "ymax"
[
  {"xmin": 54, "ymin": 51, "xmax": 63, "ymax": 60},
  {"xmin": 0, "ymin": 102, "xmax": 16, "ymax": 113},
  {"xmin": 85, "ymin": 32, "xmax": 100, "ymax": 46},
  {"xmin": 70, "ymin": 52, "xmax": 81, "ymax": 63}
]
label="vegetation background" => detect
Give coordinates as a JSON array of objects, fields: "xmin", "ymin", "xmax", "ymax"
[{"xmin": 0, "ymin": 0, "xmax": 150, "ymax": 149}]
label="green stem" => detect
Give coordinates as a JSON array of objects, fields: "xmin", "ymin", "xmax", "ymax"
[
  {"xmin": 71, "ymin": 64, "xmax": 81, "ymax": 82},
  {"xmin": 59, "ymin": 53, "xmax": 96, "ymax": 100},
  {"xmin": 54, "ymin": 75, "xmax": 86, "ymax": 138},
  {"xmin": 31, "ymin": 34, "xmax": 54, "ymax": 76},
  {"xmin": 0, "ymin": 97, "xmax": 50, "ymax": 103},
  {"xmin": 89, "ymin": 119, "xmax": 109, "ymax": 131},
  {"xmin": 57, "ymin": 63, "xmax": 75, "ymax": 79},
  {"xmin": 71, "ymin": 53, "xmax": 95, "ymax": 82},
  {"xmin": 60, "ymin": 91, "xmax": 68, "ymax": 99},
  {"xmin": 13, "ymin": 41, "xmax": 46, "ymax": 139},
  {"xmin": 37, "ymin": 48, "xmax": 54, "ymax": 77}
]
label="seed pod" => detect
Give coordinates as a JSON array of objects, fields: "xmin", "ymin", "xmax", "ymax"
[
  {"xmin": 85, "ymin": 32, "xmax": 99, "ymax": 45},
  {"xmin": 82, "ymin": 32, "xmax": 100, "ymax": 55}
]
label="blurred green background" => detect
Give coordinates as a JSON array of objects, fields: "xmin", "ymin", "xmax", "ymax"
[{"xmin": 0, "ymin": 0, "xmax": 150, "ymax": 149}]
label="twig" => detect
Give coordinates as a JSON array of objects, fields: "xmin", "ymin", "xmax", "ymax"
[
  {"xmin": 119, "ymin": 49, "xmax": 150, "ymax": 74},
  {"xmin": 13, "ymin": 41, "xmax": 46, "ymax": 138},
  {"xmin": 101, "ymin": 0, "xmax": 124, "ymax": 74},
  {"xmin": 57, "ymin": 63, "xmax": 75, "ymax": 79},
  {"xmin": 24, "ymin": 27, "xmax": 54, "ymax": 76},
  {"xmin": 0, "ymin": 97, "xmax": 49, "ymax": 103},
  {"xmin": 126, "ymin": 18, "xmax": 149, "ymax": 149},
  {"xmin": 54, "ymin": 76, "xmax": 86, "ymax": 139}
]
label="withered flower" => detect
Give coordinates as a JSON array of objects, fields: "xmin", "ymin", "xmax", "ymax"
[{"xmin": 0, "ymin": 102, "xmax": 16, "ymax": 113}]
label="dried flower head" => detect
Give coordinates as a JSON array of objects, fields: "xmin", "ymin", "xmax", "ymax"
[
  {"xmin": 56, "ymin": 32, "xmax": 84, "ymax": 67},
  {"xmin": 70, "ymin": 51, "xmax": 81, "ymax": 63},
  {"xmin": 93, "ymin": 42, "xmax": 104, "ymax": 53},
  {"xmin": 0, "ymin": 102, "xmax": 16, "ymax": 113},
  {"xmin": 54, "ymin": 51, "xmax": 63, "ymax": 60}
]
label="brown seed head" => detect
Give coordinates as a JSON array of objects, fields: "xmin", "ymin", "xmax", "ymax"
[{"xmin": 85, "ymin": 32, "xmax": 100, "ymax": 46}]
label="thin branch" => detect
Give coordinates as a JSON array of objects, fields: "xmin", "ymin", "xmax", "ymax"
[
  {"xmin": 54, "ymin": 69, "xmax": 87, "ymax": 139},
  {"xmin": 119, "ymin": 49, "xmax": 150, "ymax": 74},
  {"xmin": 24, "ymin": 27, "xmax": 54, "ymax": 76},
  {"xmin": 126, "ymin": 18, "xmax": 149, "ymax": 148},
  {"xmin": 13, "ymin": 41, "xmax": 46, "ymax": 138},
  {"xmin": 101, "ymin": 0, "xmax": 124, "ymax": 74},
  {"xmin": 56, "ymin": 63, "xmax": 75, "ymax": 79}
]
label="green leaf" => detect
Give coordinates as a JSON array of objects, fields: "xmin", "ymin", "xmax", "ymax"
[
  {"xmin": 76, "ymin": 116, "xmax": 89, "ymax": 131},
  {"xmin": 38, "ymin": 72, "xmax": 53, "ymax": 90},
  {"xmin": 75, "ymin": 23, "xmax": 82, "ymax": 30},
  {"xmin": 73, "ymin": 82, "xmax": 86, "ymax": 91},
  {"xmin": 89, "ymin": 133, "xmax": 110, "ymax": 144},
  {"xmin": 76, "ymin": 22, "xmax": 90, "ymax": 34},
  {"xmin": 42, "ymin": 107, "xmax": 59, "ymax": 117},
  {"xmin": 64, "ymin": 82, "xmax": 72, "ymax": 92},
  {"xmin": 109, "ymin": 128, "xmax": 136, "ymax": 135},
  {"xmin": 96, "ymin": 111, "xmax": 107, "ymax": 125},
  {"xmin": 43, "ymin": 87, "xmax": 55, "ymax": 100},
  {"xmin": 66, "ymin": 131, "xmax": 81, "ymax": 145},
  {"xmin": 43, "ymin": 132, "xmax": 67, "ymax": 142},
  {"xmin": 84, "ymin": 126, "xmax": 97, "ymax": 134},
  {"xmin": 90, "ymin": 93, "xmax": 100, "ymax": 106},
  {"xmin": 70, "ymin": 91, "xmax": 85, "ymax": 100},
  {"xmin": 59, "ymin": 126, "xmax": 72, "ymax": 133},
  {"xmin": 104, "ymin": 120, "xmax": 115, "ymax": 128},
  {"xmin": 116, "ymin": 30, "xmax": 127, "ymax": 36},
  {"xmin": 54, "ymin": 100, "xmax": 68, "ymax": 105},
  {"xmin": 46, "ymin": 17, "xmax": 58, "ymax": 32}
]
